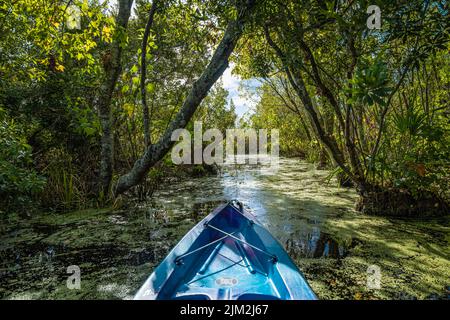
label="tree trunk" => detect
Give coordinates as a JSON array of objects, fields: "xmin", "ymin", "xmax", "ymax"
[
  {"xmin": 115, "ymin": 0, "xmax": 256, "ymax": 195},
  {"xmin": 98, "ymin": 0, "xmax": 133, "ymax": 196},
  {"xmin": 317, "ymin": 108, "xmax": 334, "ymax": 169},
  {"xmin": 264, "ymin": 26, "xmax": 355, "ymax": 182},
  {"xmin": 141, "ymin": 0, "xmax": 159, "ymax": 147}
]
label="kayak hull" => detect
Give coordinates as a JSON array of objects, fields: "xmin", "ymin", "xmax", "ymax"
[{"xmin": 134, "ymin": 201, "xmax": 317, "ymax": 300}]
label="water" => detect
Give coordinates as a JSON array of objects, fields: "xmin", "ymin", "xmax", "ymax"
[
  {"xmin": 150, "ymin": 157, "xmax": 356, "ymax": 259},
  {"xmin": 1, "ymin": 157, "xmax": 448, "ymax": 300}
]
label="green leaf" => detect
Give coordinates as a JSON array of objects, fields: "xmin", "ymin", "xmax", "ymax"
[{"xmin": 146, "ymin": 83, "xmax": 154, "ymax": 93}]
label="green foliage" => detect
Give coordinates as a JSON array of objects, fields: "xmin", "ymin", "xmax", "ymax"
[
  {"xmin": 195, "ymin": 85, "xmax": 237, "ymax": 132},
  {"xmin": 39, "ymin": 148, "xmax": 95, "ymax": 211},
  {"xmin": 385, "ymin": 104, "xmax": 450, "ymax": 198},
  {"xmin": 392, "ymin": 106, "xmax": 426, "ymax": 136},
  {"xmin": 236, "ymin": 0, "xmax": 449, "ymax": 207},
  {"xmin": 0, "ymin": 110, "xmax": 46, "ymax": 213},
  {"xmin": 1, "ymin": 0, "xmax": 448, "ymax": 215},
  {"xmin": 347, "ymin": 59, "xmax": 392, "ymax": 106},
  {"xmin": 70, "ymin": 103, "xmax": 101, "ymax": 138},
  {"xmin": 248, "ymin": 82, "xmax": 311, "ymax": 158}
]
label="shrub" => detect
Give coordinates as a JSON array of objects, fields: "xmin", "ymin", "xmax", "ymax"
[{"xmin": 0, "ymin": 110, "xmax": 46, "ymax": 214}]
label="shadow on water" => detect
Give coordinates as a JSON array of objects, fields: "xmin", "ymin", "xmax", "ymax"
[
  {"xmin": 1, "ymin": 157, "xmax": 448, "ymax": 300},
  {"xmin": 285, "ymin": 231, "xmax": 354, "ymax": 259},
  {"xmin": 184, "ymin": 197, "xmax": 356, "ymax": 260},
  {"xmin": 0, "ymin": 206, "xmax": 193, "ymax": 299}
]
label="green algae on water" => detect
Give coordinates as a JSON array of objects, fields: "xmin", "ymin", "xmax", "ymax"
[{"xmin": 1, "ymin": 158, "xmax": 448, "ymax": 299}]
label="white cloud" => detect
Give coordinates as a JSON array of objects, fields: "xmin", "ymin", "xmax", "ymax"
[
  {"xmin": 222, "ymin": 66, "xmax": 240, "ymax": 93},
  {"xmin": 220, "ymin": 64, "xmax": 261, "ymax": 119}
]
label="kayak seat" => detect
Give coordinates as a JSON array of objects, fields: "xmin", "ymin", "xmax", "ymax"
[{"xmin": 237, "ymin": 293, "xmax": 280, "ymax": 300}]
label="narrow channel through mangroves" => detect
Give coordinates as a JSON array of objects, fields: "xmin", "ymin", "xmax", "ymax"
[{"xmin": 1, "ymin": 158, "xmax": 448, "ymax": 300}]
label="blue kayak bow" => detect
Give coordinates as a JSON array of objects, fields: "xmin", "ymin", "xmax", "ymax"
[{"xmin": 134, "ymin": 200, "xmax": 317, "ymax": 300}]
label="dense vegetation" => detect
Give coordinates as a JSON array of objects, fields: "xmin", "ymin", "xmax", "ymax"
[
  {"xmin": 0, "ymin": 0, "xmax": 449, "ymax": 217},
  {"xmin": 0, "ymin": 0, "xmax": 239, "ymax": 213},
  {"xmin": 238, "ymin": 0, "xmax": 450, "ymax": 215}
]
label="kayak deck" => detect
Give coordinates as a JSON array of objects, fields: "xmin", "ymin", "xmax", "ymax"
[
  {"xmin": 173, "ymin": 232, "xmax": 280, "ymax": 300},
  {"xmin": 134, "ymin": 202, "xmax": 317, "ymax": 300}
]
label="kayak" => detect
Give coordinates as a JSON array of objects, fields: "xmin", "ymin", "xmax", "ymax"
[{"xmin": 134, "ymin": 200, "xmax": 317, "ymax": 300}]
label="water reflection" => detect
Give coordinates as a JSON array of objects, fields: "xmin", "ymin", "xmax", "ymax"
[
  {"xmin": 285, "ymin": 231, "xmax": 346, "ymax": 259},
  {"xmin": 0, "ymin": 157, "xmax": 359, "ymax": 299},
  {"xmin": 149, "ymin": 157, "xmax": 358, "ymax": 259}
]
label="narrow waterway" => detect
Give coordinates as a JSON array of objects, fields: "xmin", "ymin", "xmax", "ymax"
[
  {"xmin": 150, "ymin": 157, "xmax": 356, "ymax": 259},
  {"xmin": 1, "ymin": 158, "xmax": 448, "ymax": 300}
]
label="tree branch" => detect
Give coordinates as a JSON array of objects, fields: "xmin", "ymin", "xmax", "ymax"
[
  {"xmin": 264, "ymin": 24, "xmax": 355, "ymax": 181},
  {"xmin": 115, "ymin": 0, "xmax": 256, "ymax": 195}
]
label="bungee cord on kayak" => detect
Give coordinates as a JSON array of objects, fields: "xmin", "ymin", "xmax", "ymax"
[{"xmin": 134, "ymin": 202, "xmax": 316, "ymax": 300}]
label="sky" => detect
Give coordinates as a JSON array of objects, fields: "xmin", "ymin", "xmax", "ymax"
[{"xmin": 220, "ymin": 64, "xmax": 261, "ymax": 120}]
